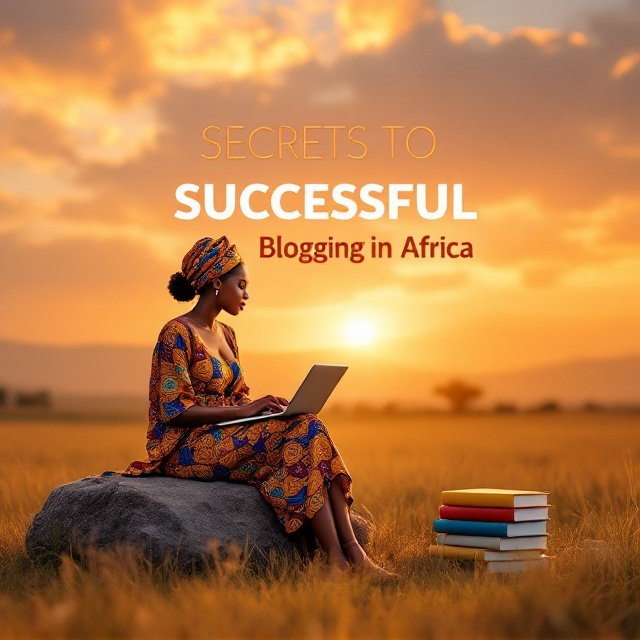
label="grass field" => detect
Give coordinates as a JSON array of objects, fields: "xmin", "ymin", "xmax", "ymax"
[{"xmin": 1, "ymin": 412, "xmax": 639, "ymax": 639}]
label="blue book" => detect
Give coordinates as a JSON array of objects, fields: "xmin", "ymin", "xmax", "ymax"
[{"xmin": 433, "ymin": 518, "xmax": 547, "ymax": 537}]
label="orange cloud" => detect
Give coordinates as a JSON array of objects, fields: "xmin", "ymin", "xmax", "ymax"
[
  {"xmin": 478, "ymin": 195, "xmax": 640, "ymax": 289},
  {"xmin": 441, "ymin": 14, "xmax": 590, "ymax": 51},
  {"xmin": 507, "ymin": 26, "xmax": 564, "ymax": 49},
  {"xmin": 124, "ymin": 0, "xmax": 429, "ymax": 80},
  {"xmin": 441, "ymin": 12, "xmax": 502, "ymax": 46},
  {"xmin": 568, "ymin": 31, "xmax": 588, "ymax": 47},
  {"xmin": 337, "ymin": 0, "xmax": 424, "ymax": 52},
  {"xmin": 123, "ymin": 0, "xmax": 313, "ymax": 85},
  {"xmin": 0, "ymin": 49, "xmax": 163, "ymax": 165},
  {"xmin": 611, "ymin": 51, "xmax": 640, "ymax": 78},
  {"xmin": 595, "ymin": 128, "xmax": 640, "ymax": 160},
  {"xmin": 0, "ymin": 161, "xmax": 90, "ymax": 214}
]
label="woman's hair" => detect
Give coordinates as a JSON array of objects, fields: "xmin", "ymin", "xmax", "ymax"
[
  {"xmin": 167, "ymin": 263, "xmax": 243, "ymax": 302},
  {"xmin": 167, "ymin": 271, "xmax": 197, "ymax": 302}
]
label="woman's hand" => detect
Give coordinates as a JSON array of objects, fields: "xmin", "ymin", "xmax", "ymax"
[
  {"xmin": 238, "ymin": 395, "xmax": 289, "ymax": 418},
  {"xmin": 169, "ymin": 395, "xmax": 290, "ymax": 427}
]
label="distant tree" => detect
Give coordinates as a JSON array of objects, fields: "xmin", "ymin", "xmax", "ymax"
[
  {"xmin": 494, "ymin": 402, "xmax": 518, "ymax": 414},
  {"xmin": 382, "ymin": 401, "xmax": 399, "ymax": 414},
  {"xmin": 328, "ymin": 402, "xmax": 345, "ymax": 415},
  {"xmin": 0, "ymin": 387, "xmax": 7, "ymax": 407},
  {"xmin": 434, "ymin": 379, "xmax": 483, "ymax": 412},
  {"xmin": 582, "ymin": 401, "xmax": 604, "ymax": 412},
  {"xmin": 531, "ymin": 400, "xmax": 561, "ymax": 413},
  {"xmin": 15, "ymin": 390, "xmax": 52, "ymax": 408},
  {"xmin": 352, "ymin": 400, "xmax": 375, "ymax": 414}
]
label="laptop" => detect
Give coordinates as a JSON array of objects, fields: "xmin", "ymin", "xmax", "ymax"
[{"xmin": 216, "ymin": 363, "xmax": 348, "ymax": 427}]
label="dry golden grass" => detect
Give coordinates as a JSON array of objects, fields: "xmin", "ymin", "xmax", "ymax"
[{"xmin": 0, "ymin": 412, "xmax": 639, "ymax": 639}]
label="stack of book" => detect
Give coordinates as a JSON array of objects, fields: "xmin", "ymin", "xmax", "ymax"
[{"xmin": 429, "ymin": 488, "xmax": 551, "ymax": 573}]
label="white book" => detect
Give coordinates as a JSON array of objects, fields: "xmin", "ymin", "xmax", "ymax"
[
  {"xmin": 435, "ymin": 533, "xmax": 548, "ymax": 551},
  {"xmin": 511, "ymin": 506, "xmax": 550, "ymax": 522},
  {"xmin": 483, "ymin": 549, "xmax": 544, "ymax": 562},
  {"xmin": 485, "ymin": 556, "xmax": 552, "ymax": 573}
]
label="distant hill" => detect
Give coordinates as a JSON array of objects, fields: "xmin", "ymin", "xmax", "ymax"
[
  {"xmin": 0, "ymin": 341, "xmax": 151, "ymax": 397},
  {"xmin": 474, "ymin": 356, "xmax": 640, "ymax": 408},
  {"xmin": 0, "ymin": 340, "xmax": 637, "ymax": 409}
]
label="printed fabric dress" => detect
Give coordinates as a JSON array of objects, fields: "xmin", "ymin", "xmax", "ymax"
[{"xmin": 122, "ymin": 318, "xmax": 353, "ymax": 534}]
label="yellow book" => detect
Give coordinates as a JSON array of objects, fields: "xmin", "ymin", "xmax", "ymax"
[
  {"xmin": 429, "ymin": 544, "xmax": 543, "ymax": 562},
  {"xmin": 441, "ymin": 488, "xmax": 549, "ymax": 508}
]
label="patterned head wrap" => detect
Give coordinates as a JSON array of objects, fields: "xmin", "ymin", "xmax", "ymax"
[{"xmin": 181, "ymin": 236, "xmax": 242, "ymax": 291}]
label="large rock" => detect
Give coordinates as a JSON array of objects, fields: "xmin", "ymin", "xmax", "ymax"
[{"xmin": 25, "ymin": 475, "xmax": 373, "ymax": 570}]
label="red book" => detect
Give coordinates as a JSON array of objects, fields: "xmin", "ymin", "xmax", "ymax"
[{"xmin": 438, "ymin": 505, "xmax": 549, "ymax": 522}]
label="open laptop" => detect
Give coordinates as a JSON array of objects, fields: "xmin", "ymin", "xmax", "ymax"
[{"xmin": 216, "ymin": 363, "xmax": 348, "ymax": 427}]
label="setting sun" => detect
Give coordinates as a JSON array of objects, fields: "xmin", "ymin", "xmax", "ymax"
[{"xmin": 344, "ymin": 318, "xmax": 376, "ymax": 347}]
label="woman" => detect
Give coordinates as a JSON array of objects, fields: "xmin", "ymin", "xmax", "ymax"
[{"xmin": 124, "ymin": 236, "xmax": 388, "ymax": 574}]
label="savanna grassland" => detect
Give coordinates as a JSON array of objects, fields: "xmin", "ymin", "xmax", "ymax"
[{"xmin": 0, "ymin": 412, "xmax": 639, "ymax": 639}]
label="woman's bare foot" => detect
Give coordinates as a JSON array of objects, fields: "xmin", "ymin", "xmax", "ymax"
[
  {"xmin": 342, "ymin": 540, "xmax": 397, "ymax": 577},
  {"xmin": 326, "ymin": 547, "xmax": 350, "ymax": 571}
]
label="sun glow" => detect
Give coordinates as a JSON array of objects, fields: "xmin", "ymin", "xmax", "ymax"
[{"xmin": 344, "ymin": 318, "xmax": 376, "ymax": 347}]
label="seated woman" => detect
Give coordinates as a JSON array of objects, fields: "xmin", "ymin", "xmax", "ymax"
[{"xmin": 123, "ymin": 236, "xmax": 389, "ymax": 574}]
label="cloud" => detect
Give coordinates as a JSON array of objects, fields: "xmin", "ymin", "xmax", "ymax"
[
  {"xmin": 336, "ymin": 0, "xmax": 425, "ymax": 52},
  {"xmin": 477, "ymin": 195, "xmax": 640, "ymax": 286},
  {"xmin": 0, "ymin": 49, "xmax": 163, "ymax": 165},
  {"xmin": 0, "ymin": 1, "xmax": 163, "ymax": 168},
  {"xmin": 309, "ymin": 82, "xmax": 356, "ymax": 105},
  {"xmin": 588, "ymin": 195, "xmax": 640, "ymax": 246},
  {"xmin": 0, "ymin": 161, "xmax": 90, "ymax": 210},
  {"xmin": 123, "ymin": 0, "xmax": 315, "ymax": 86},
  {"xmin": 441, "ymin": 12, "xmax": 590, "ymax": 50},
  {"xmin": 612, "ymin": 51, "xmax": 640, "ymax": 77},
  {"xmin": 441, "ymin": 12, "xmax": 502, "ymax": 45}
]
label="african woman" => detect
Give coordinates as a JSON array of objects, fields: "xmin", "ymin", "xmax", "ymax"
[{"xmin": 123, "ymin": 236, "xmax": 389, "ymax": 574}]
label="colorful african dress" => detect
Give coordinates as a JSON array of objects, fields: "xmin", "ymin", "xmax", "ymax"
[{"xmin": 123, "ymin": 318, "xmax": 353, "ymax": 534}]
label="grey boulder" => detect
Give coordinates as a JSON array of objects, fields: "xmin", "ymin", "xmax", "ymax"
[{"xmin": 25, "ymin": 474, "xmax": 373, "ymax": 570}]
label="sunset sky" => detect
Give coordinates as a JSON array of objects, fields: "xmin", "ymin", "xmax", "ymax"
[{"xmin": 0, "ymin": 0, "xmax": 638, "ymax": 398}]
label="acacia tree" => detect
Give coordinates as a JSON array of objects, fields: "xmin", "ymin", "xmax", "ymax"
[
  {"xmin": 434, "ymin": 379, "xmax": 483, "ymax": 412},
  {"xmin": 15, "ymin": 390, "xmax": 51, "ymax": 408}
]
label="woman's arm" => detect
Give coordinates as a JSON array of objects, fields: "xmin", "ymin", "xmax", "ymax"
[{"xmin": 168, "ymin": 395, "xmax": 287, "ymax": 427}]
